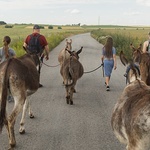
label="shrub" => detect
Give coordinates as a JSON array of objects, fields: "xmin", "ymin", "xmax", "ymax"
[
  {"xmin": 39, "ymin": 26, "xmax": 44, "ymax": 29},
  {"xmin": 0, "ymin": 21, "xmax": 6, "ymax": 25},
  {"xmin": 48, "ymin": 25, "xmax": 53, "ymax": 29},
  {"xmin": 58, "ymin": 26, "xmax": 62, "ymax": 29},
  {"xmin": 5, "ymin": 25, "xmax": 13, "ymax": 28}
]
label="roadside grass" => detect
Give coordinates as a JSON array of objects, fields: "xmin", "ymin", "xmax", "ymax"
[
  {"xmin": 0, "ymin": 24, "xmax": 150, "ymax": 58},
  {"xmin": 91, "ymin": 27, "xmax": 150, "ymax": 59},
  {"xmin": 0, "ymin": 25, "xmax": 90, "ymax": 56}
]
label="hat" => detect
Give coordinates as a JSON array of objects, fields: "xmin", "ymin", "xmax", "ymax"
[{"xmin": 33, "ymin": 24, "xmax": 40, "ymax": 29}]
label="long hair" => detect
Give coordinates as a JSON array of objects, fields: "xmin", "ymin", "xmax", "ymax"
[
  {"xmin": 3, "ymin": 36, "xmax": 11, "ymax": 59},
  {"xmin": 104, "ymin": 37, "xmax": 113, "ymax": 58}
]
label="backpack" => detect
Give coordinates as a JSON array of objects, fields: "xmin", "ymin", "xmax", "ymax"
[
  {"xmin": 146, "ymin": 40, "xmax": 150, "ymax": 53},
  {"xmin": 27, "ymin": 34, "xmax": 43, "ymax": 54}
]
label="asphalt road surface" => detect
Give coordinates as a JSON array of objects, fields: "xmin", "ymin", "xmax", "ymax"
[{"xmin": 1, "ymin": 33, "xmax": 127, "ymax": 150}]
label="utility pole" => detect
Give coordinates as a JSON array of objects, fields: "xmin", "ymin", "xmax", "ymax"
[{"xmin": 98, "ymin": 16, "xmax": 100, "ymax": 25}]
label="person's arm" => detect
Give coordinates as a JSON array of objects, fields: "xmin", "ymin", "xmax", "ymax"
[
  {"xmin": 142, "ymin": 41, "xmax": 148, "ymax": 53},
  {"xmin": 113, "ymin": 54, "xmax": 117, "ymax": 70},
  {"xmin": 44, "ymin": 45, "xmax": 49, "ymax": 60},
  {"xmin": 113, "ymin": 47, "xmax": 117, "ymax": 70},
  {"xmin": 23, "ymin": 42, "xmax": 27, "ymax": 49},
  {"xmin": 23, "ymin": 35, "xmax": 30, "ymax": 53},
  {"xmin": 101, "ymin": 47, "xmax": 104, "ymax": 64}
]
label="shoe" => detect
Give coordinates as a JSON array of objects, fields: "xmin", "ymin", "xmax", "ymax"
[
  {"xmin": 106, "ymin": 86, "xmax": 110, "ymax": 91},
  {"xmin": 39, "ymin": 83, "xmax": 43, "ymax": 88},
  {"xmin": 124, "ymin": 73, "xmax": 127, "ymax": 77},
  {"xmin": 8, "ymin": 95, "xmax": 14, "ymax": 102}
]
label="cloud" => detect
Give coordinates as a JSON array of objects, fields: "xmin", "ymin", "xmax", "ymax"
[
  {"xmin": 123, "ymin": 11, "xmax": 142, "ymax": 16},
  {"xmin": 65, "ymin": 9, "xmax": 80, "ymax": 14},
  {"xmin": 70, "ymin": 9, "xmax": 80, "ymax": 14},
  {"xmin": 136, "ymin": 0, "xmax": 150, "ymax": 6},
  {"xmin": 0, "ymin": 0, "xmax": 99, "ymax": 10}
]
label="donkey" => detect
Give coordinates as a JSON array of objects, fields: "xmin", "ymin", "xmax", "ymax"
[
  {"xmin": 58, "ymin": 38, "xmax": 72, "ymax": 66},
  {"xmin": 132, "ymin": 48, "xmax": 150, "ymax": 86},
  {"xmin": 111, "ymin": 53, "xmax": 150, "ymax": 150},
  {"xmin": 60, "ymin": 47, "xmax": 84, "ymax": 105},
  {"xmin": 0, "ymin": 53, "xmax": 40, "ymax": 149},
  {"xmin": 120, "ymin": 50, "xmax": 140, "ymax": 84}
]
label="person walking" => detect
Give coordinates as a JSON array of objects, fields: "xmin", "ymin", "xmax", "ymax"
[
  {"xmin": 23, "ymin": 24, "xmax": 49, "ymax": 88},
  {"xmin": 0, "ymin": 36, "xmax": 16, "ymax": 102},
  {"xmin": 0, "ymin": 36, "xmax": 16, "ymax": 62},
  {"xmin": 142, "ymin": 32, "xmax": 150, "ymax": 53},
  {"xmin": 101, "ymin": 36, "xmax": 117, "ymax": 91}
]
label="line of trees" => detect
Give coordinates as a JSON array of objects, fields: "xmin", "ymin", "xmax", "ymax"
[{"xmin": 0, "ymin": 21, "xmax": 6, "ymax": 25}]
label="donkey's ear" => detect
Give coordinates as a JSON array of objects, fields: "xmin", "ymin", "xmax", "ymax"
[
  {"xmin": 138, "ymin": 43, "xmax": 142, "ymax": 51},
  {"xmin": 66, "ymin": 49, "xmax": 71, "ymax": 54},
  {"xmin": 120, "ymin": 51, "xmax": 128, "ymax": 66},
  {"xmin": 77, "ymin": 46, "xmax": 83, "ymax": 55},
  {"xmin": 133, "ymin": 49, "xmax": 142, "ymax": 63}
]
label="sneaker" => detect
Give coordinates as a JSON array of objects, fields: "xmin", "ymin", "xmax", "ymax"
[
  {"xmin": 124, "ymin": 73, "xmax": 127, "ymax": 77},
  {"xmin": 39, "ymin": 83, "xmax": 43, "ymax": 88},
  {"xmin": 8, "ymin": 95, "xmax": 14, "ymax": 102},
  {"xmin": 106, "ymin": 86, "xmax": 110, "ymax": 91}
]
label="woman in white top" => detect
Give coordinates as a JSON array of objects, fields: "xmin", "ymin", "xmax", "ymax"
[
  {"xmin": 0, "ymin": 36, "xmax": 16, "ymax": 63},
  {"xmin": 142, "ymin": 32, "xmax": 150, "ymax": 53}
]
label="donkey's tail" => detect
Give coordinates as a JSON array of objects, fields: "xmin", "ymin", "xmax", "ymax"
[
  {"xmin": 65, "ymin": 68, "xmax": 74, "ymax": 87},
  {"xmin": 0, "ymin": 59, "xmax": 12, "ymax": 133}
]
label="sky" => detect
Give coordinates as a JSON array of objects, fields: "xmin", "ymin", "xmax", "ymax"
[{"xmin": 0, "ymin": 0, "xmax": 150, "ymax": 26}]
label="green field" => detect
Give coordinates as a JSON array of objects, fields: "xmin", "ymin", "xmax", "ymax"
[
  {"xmin": 0, "ymin": 24, "xmax": 90, "ymax": 56},
  {"xmin": 0, "ymin": 24, "xmax": 150, "ymax": 57}
]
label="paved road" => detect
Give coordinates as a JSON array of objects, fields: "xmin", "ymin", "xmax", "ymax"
[{"xmin": 1, "ymin": 33, "xmax": 126, "ymax": 150}]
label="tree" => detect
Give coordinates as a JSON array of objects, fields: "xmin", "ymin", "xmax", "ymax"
[{"xmin": 0, "ymin": 21, "xmax": 7, "ymax": 25}]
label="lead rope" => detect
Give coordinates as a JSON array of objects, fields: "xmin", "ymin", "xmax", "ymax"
[
  {"xmin": 84, "ymin": 63, "xmax": 103, "ymax": 74},
  {"xmin": 42, "ymin": 62, "xmax": 60, "ymax": 67}
]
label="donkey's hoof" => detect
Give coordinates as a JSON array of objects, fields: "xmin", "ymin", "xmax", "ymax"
[
  {"xmin": 9, "ymin": 142, "xmax": 16, "ymax": 150},
  {"xmin": 19, "ymin": 129, "xmax": 25, "ymax": 134},
  {"xmin": 73, "ymin": 89, "xmax": 76, "ymax": 93},
  {"xmin": 70, "ymin": 101, "xmax": 73, "ymax": 105},
  {"xmin": 29, "ymin": 114, "xmax": 34, "ymax": 118},
  {"xmin": 8, "ymin": 147, "xmax": 14, "ymax": 150},
  {"xmin": 66, "ymin": 96, "xmax": 70, "ymax": 104}
]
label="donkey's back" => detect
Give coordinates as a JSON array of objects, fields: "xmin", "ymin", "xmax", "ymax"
[{"xmin": 111, "ymin": 80, "xmax": 150, "ymax": 150}]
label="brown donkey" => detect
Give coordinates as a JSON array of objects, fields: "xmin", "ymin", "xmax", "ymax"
[
  {"xmin": 121, "ymin": 44, "xmax": 150, "ymax": 85},
  {"xmin": 133, "ymin": 50, "xmax": 150, "ymax": 86},
  {"xmin": 60, "ymin": 47, "xmax": 84, "ymax": 105},
  {"xmin": 0, "ymin": 53, "xmax": 40, "ymax": 149},
  {"xmin": 58, "ymin": 38, "xmax": 72, "ymax": 66},
  {"xmin": 111, "ymin": 54, "xmax": 150, "ymax": 150}
]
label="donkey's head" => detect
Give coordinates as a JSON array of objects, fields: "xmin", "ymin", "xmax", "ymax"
[
  {"xmin": 130, "ymin": 43, "xmax": 142, "ymax": 57},
  {"xmin": 120, "ymin": 51, "xmax": 140, "ymax": 84},
  {"xmin": 65, "ymin": 39, "xmax": 72, "ymax": 51},
  {"xmin": 66, "ymin": 46, "xmax": 83, "ymax": 60}
]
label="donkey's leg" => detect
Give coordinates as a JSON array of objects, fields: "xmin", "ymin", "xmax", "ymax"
[
  {"xmin": 19, "ymin": 98, "xmax": 28, "ymax": 134},
  {"xmin": 28, "ymin": 98, "xmax": 34, "ymax": 118},
  {"xmin": 4, "ymin": 115, "xmax": 13, "ymax": 150},
  {"xmin": 70, "ymin": 85, "xmax": 75, "ymax": 105},
  {"xmin": 65, "ymin": 86, "xmax": 70, "ymax": 104},
  {"xmin": 7, "ymin": 98, "xmax": 24, "ymax": 149}
]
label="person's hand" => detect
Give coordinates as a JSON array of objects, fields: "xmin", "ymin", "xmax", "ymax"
[
  {"xmin": 45, "ymin": 55, "xmax": 49, "ymax": 60},
  {"xmin": 114, "ymin": 66, "xmax": 117, "ymax": 70}
]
